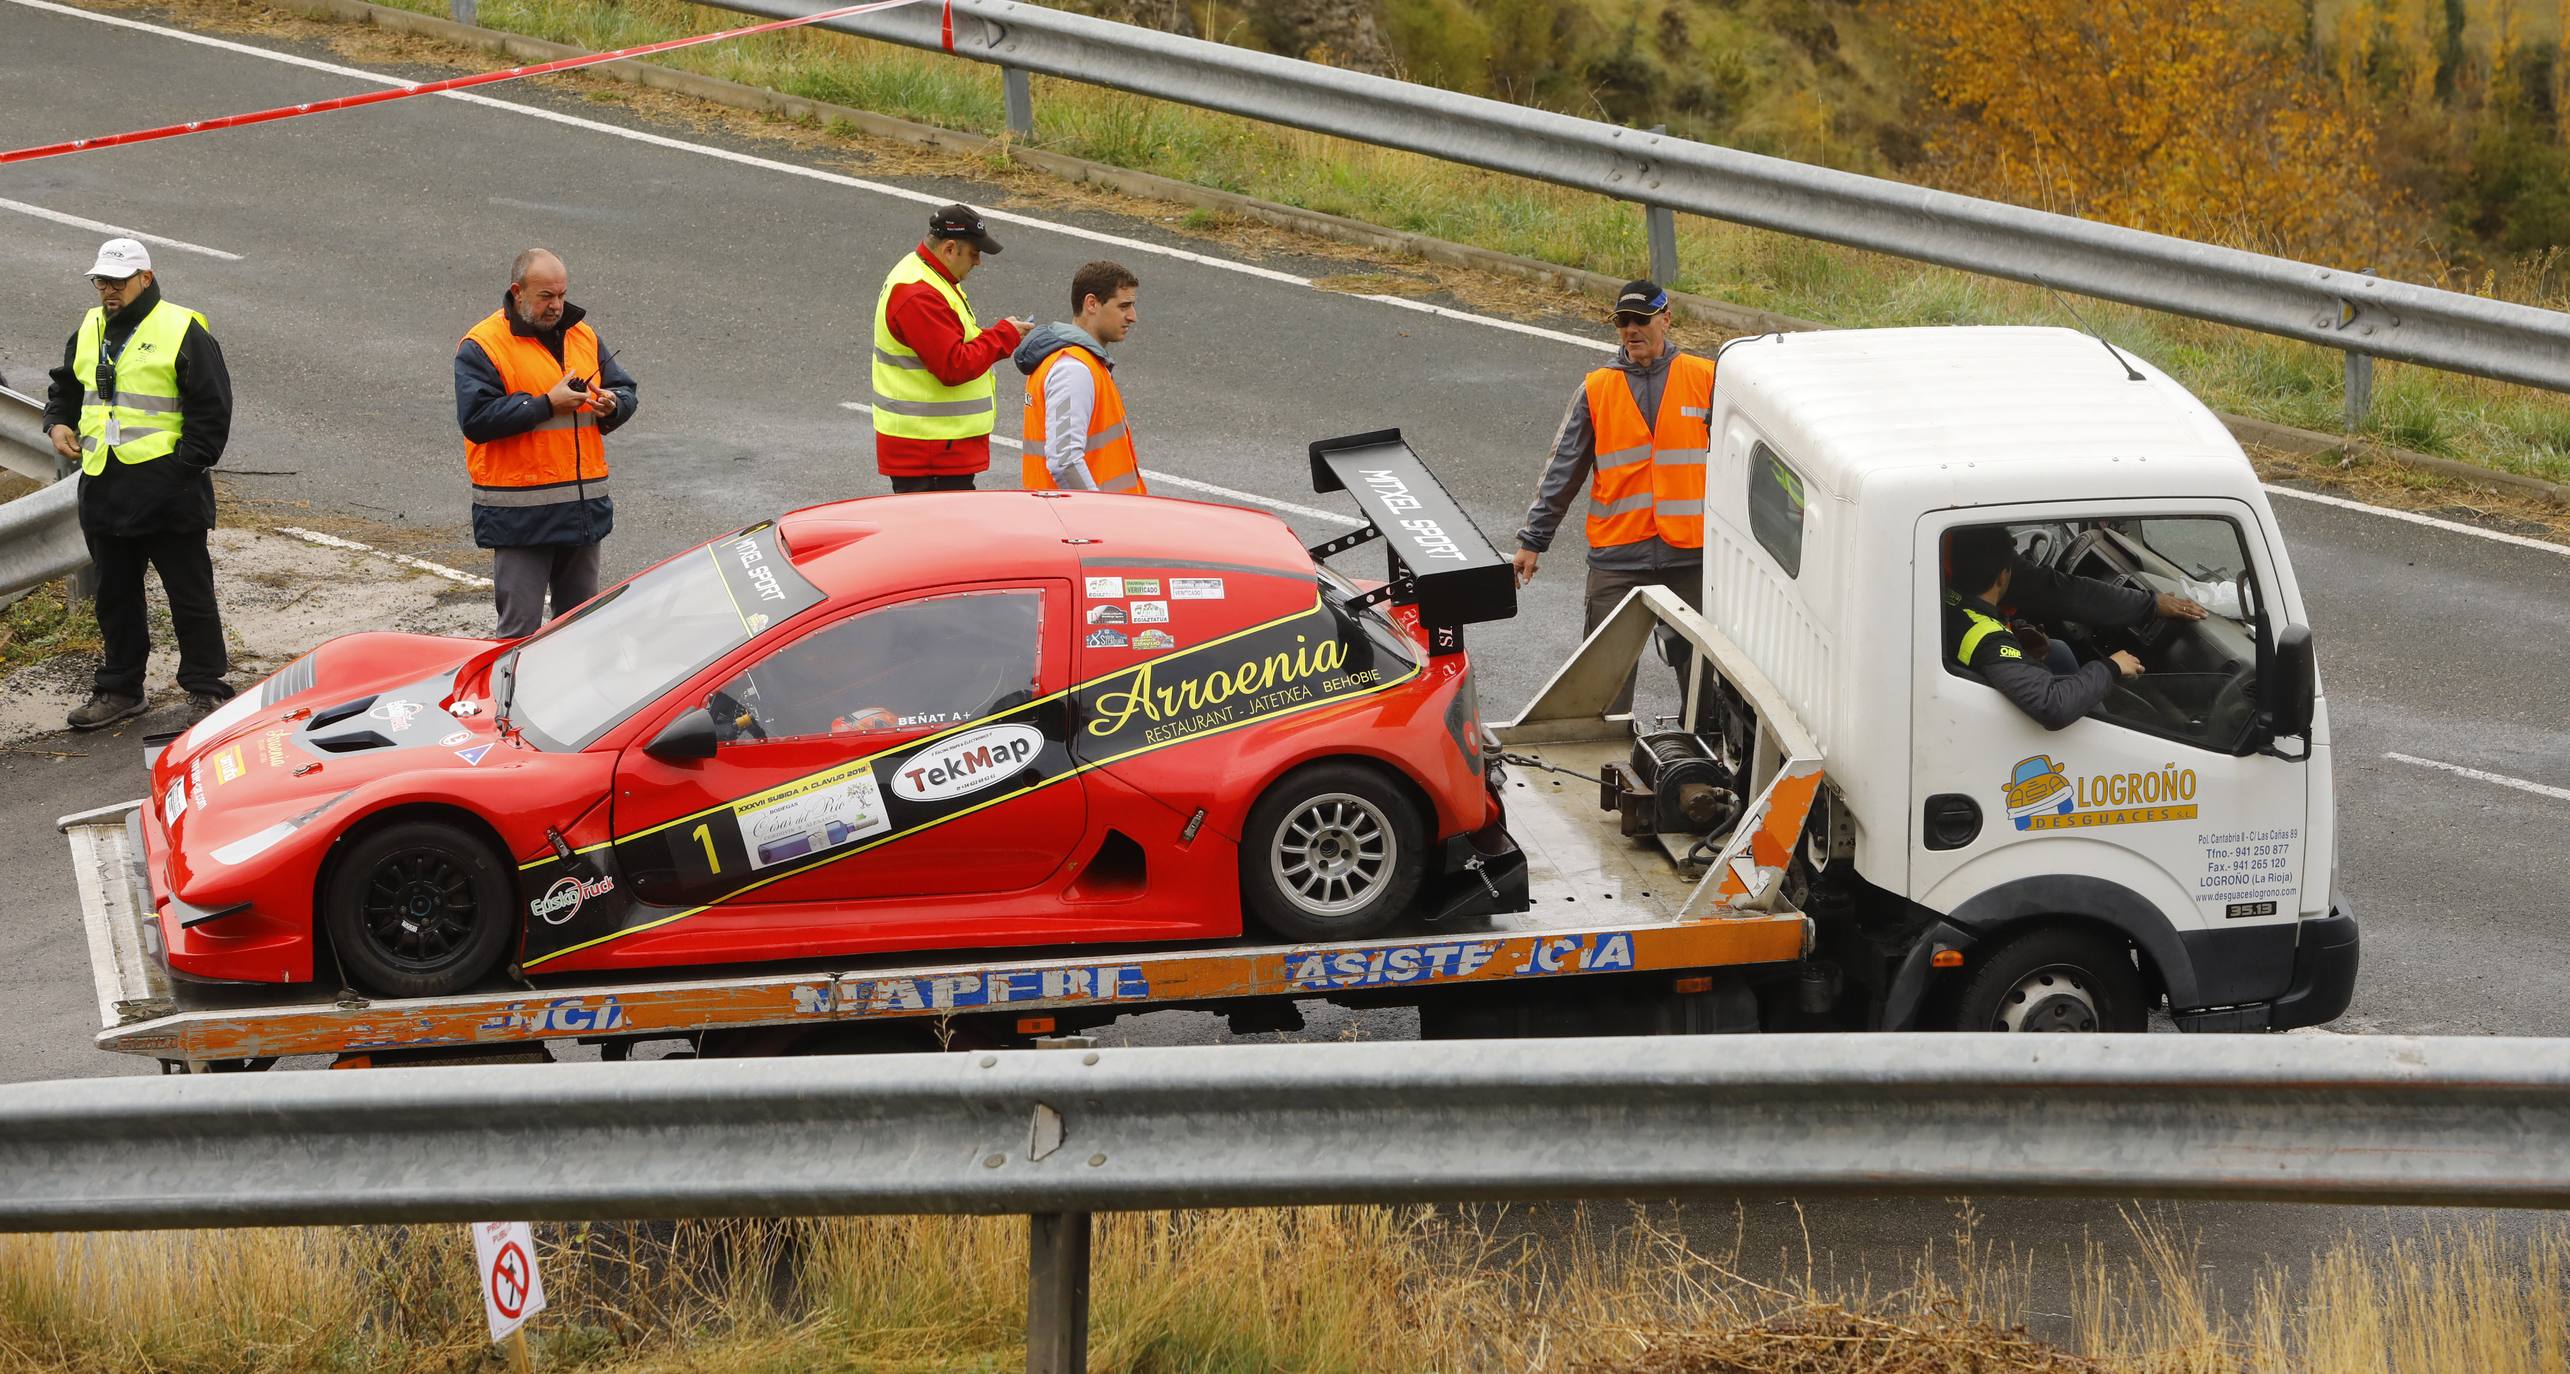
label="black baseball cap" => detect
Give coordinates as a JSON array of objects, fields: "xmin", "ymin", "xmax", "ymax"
[
  {"xmin": 928, "ymin": 203, "xmax": 1003, "ymax": 255},
  {"xmin": 1613, "ymin": 279, "xmax": 1669, "ymax": 320}
]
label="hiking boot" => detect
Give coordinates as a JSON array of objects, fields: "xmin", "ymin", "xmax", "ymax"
[
  {"xmin": 184, "ymin": 689, "xmax": 235, "ymax": 723},
  {"xmin": 67, "ymin": 692, "xmax": 146, "ymax": 732}
]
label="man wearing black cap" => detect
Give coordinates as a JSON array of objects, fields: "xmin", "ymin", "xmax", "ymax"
[
  {"xmin": 870, "ymin": 203, "xmax": 1032, "ymax": 492},
  {"xmin": 1512, "ymin": 279, "xmax": 1715, "ymax": 716}
]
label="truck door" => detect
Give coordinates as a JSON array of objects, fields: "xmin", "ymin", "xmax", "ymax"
[{"xmin": 1909, "ymin": 501, "xmax": 2309, "ymax": 955}]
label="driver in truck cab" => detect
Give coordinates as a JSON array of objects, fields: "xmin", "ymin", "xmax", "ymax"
[{"xmin": 1942, "ymin": 525, "xmax": 2207, "ymax": 730}]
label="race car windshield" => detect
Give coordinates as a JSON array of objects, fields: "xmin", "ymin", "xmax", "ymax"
[{"xmin": 507, "ymin": 523, "xmax": 824, "ymax": 750}]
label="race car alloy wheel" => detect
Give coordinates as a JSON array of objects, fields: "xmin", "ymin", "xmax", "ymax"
[
  {"xmin": 323, "ymin": 819, "xmax": 515, "ymax": 998},
  {"xmin": 1948, "ymin": 925, "xmax": 2148, "ymax": 1033},
  {"xmin": 1243, "ymin": 763, "xmax": 1427, "ymax": 941}
]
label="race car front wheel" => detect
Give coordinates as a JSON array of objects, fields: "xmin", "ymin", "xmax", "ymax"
[
  {"xmin": 1242, "ymin": 762, "xmax": 1427, "ymax": 942},
  {"xmin": 323, "ymin": 818, "xmax": 515, "ymax": 998}
]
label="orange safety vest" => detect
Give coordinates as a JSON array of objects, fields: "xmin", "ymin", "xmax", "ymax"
[
  {"xmin": 1583, "ymin": 352, "xmax": 1715, "ymax": 550},
  {"xmin": 1021, "ymin": 346, "xmax": 1144, "ymax": 495},
  {"xmin": 461, "ymin": 310, "xmax": 610, "ymax": 498}
]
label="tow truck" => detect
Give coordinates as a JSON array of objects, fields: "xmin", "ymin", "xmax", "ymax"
[{"xmin": 60, "ymin": 327, "xmax": 2355, "ymax": 1070}]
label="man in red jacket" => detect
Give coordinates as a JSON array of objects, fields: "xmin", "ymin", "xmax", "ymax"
[{"xmin": 871, "ymin": 204, "xmax": 1031, "ymax": 491}]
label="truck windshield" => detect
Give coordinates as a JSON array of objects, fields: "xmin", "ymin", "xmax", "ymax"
[{"xmin": 506, "ymin": 523, "xmax": 824, "ymax": 750}]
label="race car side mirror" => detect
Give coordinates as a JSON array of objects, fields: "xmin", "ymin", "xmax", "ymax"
[{"xmin": 646, "ymin": 708, "xmax": 720, "ymax": 762}]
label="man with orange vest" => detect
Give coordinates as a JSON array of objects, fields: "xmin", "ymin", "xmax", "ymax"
[
  {"xmin": 1512, "ymin": 279, "xmax": 1713, "ymax": 715},
  {"xmin": 454, "ymin": 248, "xmax": 638, "ymax": 638},
  {"xmin": 1013, "ymin": 260, "xmax": 1145, "ymax": 494}
]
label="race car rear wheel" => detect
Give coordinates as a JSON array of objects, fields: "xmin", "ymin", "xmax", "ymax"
[
  {"xmin": 1242, "ymin": 762, "xmax": 1426, "ymax": 942},
  {"xmin": 323, "ymin": 819, "xmax": 514, "ymax": 998}
]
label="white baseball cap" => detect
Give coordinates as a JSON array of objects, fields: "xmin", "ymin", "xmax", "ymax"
[{"xmin": 86, "ymin": 238, "xmax": 152, "ymax": 279}]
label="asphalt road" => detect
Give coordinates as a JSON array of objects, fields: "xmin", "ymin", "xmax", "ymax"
[{"xmin": 5, "ymin": 0, "xmax": 2568, "ymax": 1318}]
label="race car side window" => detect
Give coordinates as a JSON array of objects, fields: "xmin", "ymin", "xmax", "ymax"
[{"xmin": 711, "ymin": 590, "xmax": 1043, "ymax": 745}]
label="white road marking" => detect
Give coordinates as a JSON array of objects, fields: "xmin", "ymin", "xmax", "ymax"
[
  {"xmin": 0, "ymin": 195, "xmax": 245, "ymax": 260},
  {"xmin": 29, "ymin": 0, "xmax": 2570, "ymax": 563},
  {"xmin": 2264, "ymin": 482, "xmax": 2570, "ymax": 560},
  {"xmin": 837, "ymin": 401, "xmax": 1363, "ymax": 525},
  {"xmin": 277, "ymin": 526, "xmax": 493, "ymax": 587},
  {"xmin": 2384, "ymin": 751, "xmax": 2570, "ymax": 805}
]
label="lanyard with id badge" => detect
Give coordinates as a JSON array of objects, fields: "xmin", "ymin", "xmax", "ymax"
[{"xmin": 96, "ymin": 330, "xmax": 130, "ymax": 448}]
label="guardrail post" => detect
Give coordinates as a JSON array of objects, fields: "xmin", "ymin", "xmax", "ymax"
[
  {"xmin": 1644, "ymin": 127, "xmax": 1678, "ymax": 290},
  {"xmin": 2341, "ymin": 267, "xmax": 2377, "ymax": 433},
  {"xmin": 1004, "ymin": 67, "xmax": 1034, "ymax": 139},
  {"xmin": 1025, "ymin": 1211, "xmax": 1091, "ymax": 1374}
]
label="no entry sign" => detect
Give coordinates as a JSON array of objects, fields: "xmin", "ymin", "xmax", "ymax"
[{"xmin": 471, "ymin": 1221, "xmax": 548, "ymax": 1343}]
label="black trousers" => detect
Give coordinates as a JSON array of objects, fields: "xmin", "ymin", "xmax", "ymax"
[
  {"xmin": 86, "ymin": 527, "xmax": 230, "ymax": 699},
  {"xmin": 888, "ymin": 473, "xmax": 975, "ymax": 494}
]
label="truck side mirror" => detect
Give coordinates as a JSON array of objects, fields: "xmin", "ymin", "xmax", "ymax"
[
  {"xmin": 645, "ymin": 708, "xmax": 720, "ymax": 762},
  {"xmin": 2257, "ymin": 623, "xmax": 2316, "ymax": 752}
]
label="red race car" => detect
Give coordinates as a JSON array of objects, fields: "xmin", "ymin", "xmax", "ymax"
[{"xmin": 132, "ymin": 432, "xmax": 1526, "ymax": 997}]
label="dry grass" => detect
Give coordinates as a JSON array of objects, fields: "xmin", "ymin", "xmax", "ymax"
[{"xmin": 1, "ymin": 1205, "xmax": 2565, "ymax": 1372}]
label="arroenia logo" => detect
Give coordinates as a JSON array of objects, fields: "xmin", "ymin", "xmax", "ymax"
[{"xmin": 531, "ymin": 872, "xmax": 615, "ymax": 925}]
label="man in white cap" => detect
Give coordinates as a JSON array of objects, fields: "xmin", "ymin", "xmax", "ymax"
[{"xmin": 42, "ymin": 238, "xmax": 235, "ymax": 730}]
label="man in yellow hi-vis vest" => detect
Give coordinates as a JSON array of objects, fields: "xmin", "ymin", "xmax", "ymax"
[
  {"xmin": 872, "ymin": 204, "xmax": 1031, "ymax": 493},
  {"xmin": 43, "ymin": 238, "xmax": 235, "ymax": 732}
]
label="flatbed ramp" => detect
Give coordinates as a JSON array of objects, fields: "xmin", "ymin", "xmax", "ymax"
[{"xmin": 60, "ymin": 759, "xmax": 1810, "ymax": 1066}]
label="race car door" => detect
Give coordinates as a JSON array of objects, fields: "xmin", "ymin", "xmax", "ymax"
[{"xmin": 610, "ymin": 582, "xmax": 1084, "ymax": 914}]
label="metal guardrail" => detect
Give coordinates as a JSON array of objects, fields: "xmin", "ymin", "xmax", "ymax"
[
  {"xmin": 6, "ymin": 1035, "xmax": 2566, "ymax": 1369},
  {"xmin": 701, "ymin": 0, "xmax": 2570, "ymax": 405},
  {"xmin": 0, "ymin": 384, "xmax": 87, "ymax": 602}
]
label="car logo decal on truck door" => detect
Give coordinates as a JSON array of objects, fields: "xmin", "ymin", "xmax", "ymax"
[{"xmin": 515, "ymin": 593, "xmax": 1419, "ymax": 969}]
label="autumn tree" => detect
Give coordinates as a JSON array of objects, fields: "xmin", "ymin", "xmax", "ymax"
[{"xmin": 1898, "ymin": 0, "xmax": 2404, "ymax": 260}]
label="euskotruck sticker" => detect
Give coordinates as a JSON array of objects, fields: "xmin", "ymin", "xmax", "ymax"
[{"xmin": 515, "ymin": 594, "xmax": 1420, "ymax": 967}]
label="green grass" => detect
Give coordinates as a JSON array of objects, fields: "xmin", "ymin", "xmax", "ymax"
[
  {"xmin": 366, "ymin": 0, "xmax": 2570, "ymax": 485},
  {"xmin": 1, "ymin": 580, "xmax": 101, "ymax": 668}
]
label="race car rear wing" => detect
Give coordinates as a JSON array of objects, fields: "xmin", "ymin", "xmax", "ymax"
[{"xmin": 1307, "ymin": 428, "xmax": 1516, "ymax": 655}]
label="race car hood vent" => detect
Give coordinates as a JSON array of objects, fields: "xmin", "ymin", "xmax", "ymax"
[
  {"xmin": 308, "ymin": 695, "xmax": 378, "ymax": 729},
  {"xmin": 309, "ymin": 730, "xmax": 399, "ymax": 754}
]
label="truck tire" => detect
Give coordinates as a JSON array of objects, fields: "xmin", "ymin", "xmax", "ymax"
[
  {"xmin": 1240, "ymin": 762, "xmax": 1427, "ymax": 942},
  {"xmin": 322, "ymin": 819, "xmax": 515, "ymax": 998},
  {"xmin": 1948, "ymin": 926, "xmax": 2147, "ymax": 1033}
]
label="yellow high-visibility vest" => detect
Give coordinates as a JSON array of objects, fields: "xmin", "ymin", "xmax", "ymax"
[
  {"xmin": 73, "ymin": 300, "xmax": 202, "ymax": 476},
  {"xmin": 871, "ymin": 253, "xmax": 995, "ymax": 443}
]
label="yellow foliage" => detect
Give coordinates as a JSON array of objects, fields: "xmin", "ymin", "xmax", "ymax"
[{"xmin": 1899, "ymin": 0, "xmax": 2402, "ymax": 259}]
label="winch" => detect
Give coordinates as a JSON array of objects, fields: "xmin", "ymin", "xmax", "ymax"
[{"xmin": 1600, "ymin": 731, "xmax": 1740, "ymax": 840}]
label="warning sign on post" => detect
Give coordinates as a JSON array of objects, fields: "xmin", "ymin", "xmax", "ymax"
[{"xmin": 471, "ymin": 1220, "xmax": 548, "ymax": 1343}]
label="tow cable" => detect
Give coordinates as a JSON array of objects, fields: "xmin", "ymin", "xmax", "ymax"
[{"xmin": 1499, "ymin": 751, "xmax": 1612, "ymax": 788}]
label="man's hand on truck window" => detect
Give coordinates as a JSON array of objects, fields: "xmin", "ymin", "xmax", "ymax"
[{"xmin": 1512, "ymin": 547, "xmax": 1540, "ymax": 587}]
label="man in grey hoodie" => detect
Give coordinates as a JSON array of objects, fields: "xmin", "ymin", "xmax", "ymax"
[{"xmin": 1012, "ymin": 261, "xmax": 1145, "ymax": 493}]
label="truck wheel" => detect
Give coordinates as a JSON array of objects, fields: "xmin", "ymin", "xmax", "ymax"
[
  {"xmin": 1949, "ymin": 926, "xmax": 2147, "ymax": 1033},
  {"xmin": 1241, "ymin": 762, "xmax": 1426, "ymax": 942},
  {"xmin": 322, "ymin": 819, "xmax": 514, "ymax": 998}
]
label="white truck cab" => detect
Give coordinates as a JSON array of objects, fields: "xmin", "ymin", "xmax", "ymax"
[{"xmin": 1510, "ymin": 326, "xmax": 2357, "ymax": 1033}]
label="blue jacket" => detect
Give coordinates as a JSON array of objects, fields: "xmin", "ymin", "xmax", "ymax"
[{"xmin": 453, "ymin": 297, "xmax": 637, "ymax": 548}]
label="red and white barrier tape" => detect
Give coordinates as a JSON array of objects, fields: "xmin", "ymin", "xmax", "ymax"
[{"xmin": 1, "ymin": 0, "xmax": 933, "ymax": 165}]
